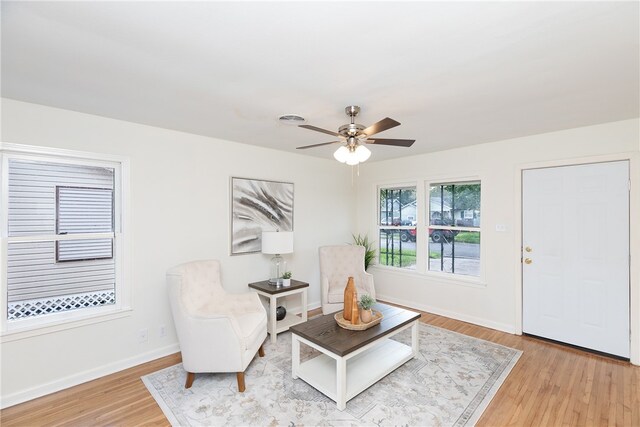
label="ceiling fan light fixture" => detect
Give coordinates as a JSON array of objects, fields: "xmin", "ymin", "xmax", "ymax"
[
  {"xmin": 333, "ymin": 146, "xmax": 349, "ymax": 163},
  {"xmin": 334, "ymin": 143, "xmax": 370, "ymax": 165},
  {"xmin": 355, "ymin": 144, "xmax": 371, "ymax": 162},
  {"xmin": 345, "ymin": 155, "xmax": 360, "ymax": 166}
]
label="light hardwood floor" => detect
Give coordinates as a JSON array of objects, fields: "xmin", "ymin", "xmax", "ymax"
[{"xmin": 2, "ymin": 306, "xmax": 639, "ymax": 426}]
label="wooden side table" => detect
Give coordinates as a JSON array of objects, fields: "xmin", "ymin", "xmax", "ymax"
[{"xmin": 248, "ymin": 279, "xmax": 309, "ymax": 344}]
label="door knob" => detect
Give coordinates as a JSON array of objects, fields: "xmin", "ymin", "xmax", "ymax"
[
  {"xmin": 524, "ymin": 258, "xmax": 532, "ymax": 264},
  {"xmin": 525, "ymin": 246, "xmax": 532, "ymax": 252}
]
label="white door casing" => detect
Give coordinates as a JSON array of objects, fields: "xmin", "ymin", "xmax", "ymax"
[{"xmin": 522, "ymin": 161, "xmax": 630, "ymax": 358}]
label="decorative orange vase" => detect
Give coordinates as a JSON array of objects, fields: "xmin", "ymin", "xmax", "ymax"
[
  {"xmin": 350, "ymin": 291, "xmax": 360, "ymax": 325},
  {"xmin": 343, "ymin": 277, "xmax": 356, "ymax": 321}
]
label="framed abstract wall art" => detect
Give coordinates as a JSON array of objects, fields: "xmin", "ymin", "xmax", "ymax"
[{"xmin": 230, "ymin": 177, "xmax": 294, "ymax": 255}]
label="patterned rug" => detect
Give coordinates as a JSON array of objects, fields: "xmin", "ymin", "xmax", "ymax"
[{"xmin": 142, "ymin": 323, "xmax": 521, "ymax": 426}]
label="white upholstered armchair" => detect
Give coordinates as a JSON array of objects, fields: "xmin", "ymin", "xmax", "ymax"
[
  {"xmin": 319, "ymin": 245, "xmax": 376, "ymax": 314},
  {"xmin": 167, "ymin": 260, "xmax": 267, "ymax": 392}
]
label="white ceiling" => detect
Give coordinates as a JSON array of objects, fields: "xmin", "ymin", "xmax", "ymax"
[{"xmin": 2, "ymin": 1, "xmax": 638, "ymax": 162}]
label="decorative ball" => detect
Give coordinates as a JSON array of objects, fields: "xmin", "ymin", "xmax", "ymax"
[{"xmin": 276, "ymin": 305, "xmax": 286, "ymax": 321}]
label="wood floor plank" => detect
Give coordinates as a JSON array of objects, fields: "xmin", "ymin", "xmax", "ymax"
[{"xmin": 1, "ymin": 305, "xmax": 639, "ymax": 426}]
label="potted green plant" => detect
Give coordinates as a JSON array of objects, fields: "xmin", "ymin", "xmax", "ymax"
[
  {"xmin": 358, "ymin": 294, "xmax": 376, "ymax": 323},
  {"xmin": 352, "ymin": 234, "xmax": 376, "ymax": 270},
  {"xmin": 281, "ymin": 271, "xmax": 292, "ymax": 287}
]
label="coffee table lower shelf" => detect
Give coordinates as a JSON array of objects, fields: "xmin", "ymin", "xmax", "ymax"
[{"xmin": 291, "ymin": 320, "xmax": 418, "ymax": 410}]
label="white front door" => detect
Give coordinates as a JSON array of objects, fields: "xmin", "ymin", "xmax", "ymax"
[{"xmin": 522, "ymin": 161, "xmax": 630, "ymax": 358}]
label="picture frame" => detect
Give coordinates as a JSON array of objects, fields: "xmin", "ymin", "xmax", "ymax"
[{"xmin": 230, "ymin": 177, "xmax": 294, "ymax": 255}]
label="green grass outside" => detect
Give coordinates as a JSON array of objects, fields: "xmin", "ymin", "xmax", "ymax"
[
  {"xmin": 379, "ymin": 249, "xmax": 416, "ymax": 268},
  {"xmin": 455, "ymin": 232, "xmax": 480, "ymax": 244},
  {"xmin": 380, "ymin": 234, "xmax": 479, "ymax": 266},
  {"xmin": 380, "ymin": 248, "xmax": 443, "ymax": 266}
]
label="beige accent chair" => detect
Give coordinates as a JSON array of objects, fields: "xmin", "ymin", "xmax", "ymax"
[
  {"xmin": 319, "ymin": 245, "xmax": 376, "ymax": 314},
  {"xmin": 167, "ymin": 260, "xmax": 267, "ymax": 392}
]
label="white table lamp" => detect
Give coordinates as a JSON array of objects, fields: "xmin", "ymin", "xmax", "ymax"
[{"xmin": 262, "ymin": 231, "xmax": 294, "ymax": 285}]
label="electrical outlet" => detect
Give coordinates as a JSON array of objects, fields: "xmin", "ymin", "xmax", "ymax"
[
  {"xmin": 495, "ymin": 224, "xmax": 507, "ymax": 232},
  {"xmin": 159, "ymin": 324, "xmax": 166, "ymax": 338},
  {"xmin": 138, "ymin": 328, "xmax": 148, "ymax": 343}
]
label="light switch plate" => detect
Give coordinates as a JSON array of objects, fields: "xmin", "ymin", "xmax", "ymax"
[{"xmin": 495, "ymin": 224, "xmax": 507, "ymax": 232}]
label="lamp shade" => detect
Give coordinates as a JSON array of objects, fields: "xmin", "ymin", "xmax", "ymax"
[{"xmin": 261, "ymin": 231, "xmax": 294, "ymax": 254}]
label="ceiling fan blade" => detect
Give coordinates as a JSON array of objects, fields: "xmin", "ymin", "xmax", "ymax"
[
  {"xmin": 298, "ymin": 124, "xmax": 341, "ymax": 138},
  {"xmin": 296, "ymin": 141, "xmax": 341, "ymax": 149},
  {"xmin": 362, "ymin": 117, "xmax": 401, "ymax": 137},
  {"xmin": 364, "ymin": 138, "xmax": 415, "ymax": 147}
]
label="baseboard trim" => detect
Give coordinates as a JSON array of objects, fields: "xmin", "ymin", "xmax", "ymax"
[
  {"xmin": 0, "ymin": 343, "xmax": 180, "ymax": 409},
  {"xmin": 307, "ymin": 301, "xmax": 321, "ymax": 311},
  {"xmin": 378, "ymin": 294, "xmax": 516, "ymax": 335},
  {"xmin": 2, "ymin": 301, "xmax": 339, "ymax": 409}
]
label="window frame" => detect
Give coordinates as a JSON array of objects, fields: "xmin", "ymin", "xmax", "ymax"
[
  {"xmin": 427, "ymin": 180, "xmax": 482, "ymax": 279},
  {"xmin": 377, "ymin": 183, "xmax": 419, "ymax": 271},
  {"xmin": 0, "ymin": 143, "xmax": 131, "ymax": 340},
  {"xmin": 372, "ymin": 176, "xmax": 485, "ymax": 286}
]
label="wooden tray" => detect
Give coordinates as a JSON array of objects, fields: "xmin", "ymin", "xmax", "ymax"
[{"xmin": 334, "ymin": 310, "xmax": 383, "ymax": 331}]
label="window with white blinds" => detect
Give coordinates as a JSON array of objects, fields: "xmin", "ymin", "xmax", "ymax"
[{"xmin": 4, "ymin": 157, "xmax": 121, "ymax": 324}]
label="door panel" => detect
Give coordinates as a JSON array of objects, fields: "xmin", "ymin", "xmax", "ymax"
[{"xmin": 523, "ymin": 161, "xmax": 629, "ymax": 358}]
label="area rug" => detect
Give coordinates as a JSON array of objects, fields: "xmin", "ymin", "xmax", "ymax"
[{"xmin": 142, "ymin": 323, "xmax": 521, "ymax": 426}]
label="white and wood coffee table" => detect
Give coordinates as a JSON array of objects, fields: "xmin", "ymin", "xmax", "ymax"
[{"xmin": 289, "ymin": 303, "xmax": 420, "ymax": 410}]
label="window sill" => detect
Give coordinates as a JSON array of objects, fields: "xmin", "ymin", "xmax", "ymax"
[
  {"xmin": 370, "ymin": 265, "xmax": 487, "ymax": 288},
  {"xmin": 1, "ymin": 307, "xmax": 132, "ymax": 343}
]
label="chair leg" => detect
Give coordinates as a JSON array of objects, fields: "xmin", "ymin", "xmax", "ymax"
[
  {"xmin": 185, "ymin": 372, "xmax": 195, "ymax": 389},
  {"xmin": 236, "ymin": 372, "xmax": 246, "ymax": 392},
  {"xmin": 258, "ymin": 344, "xmax": 265, "ymax": 357}
]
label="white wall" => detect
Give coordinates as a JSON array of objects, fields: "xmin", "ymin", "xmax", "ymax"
[
  {"xmin": 355, "ymin": 118, "xmax": 640, "ymax": 362},
  {"xmin": 0, "ymin": 99, "xmax": 355, "ymax": 407}
]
